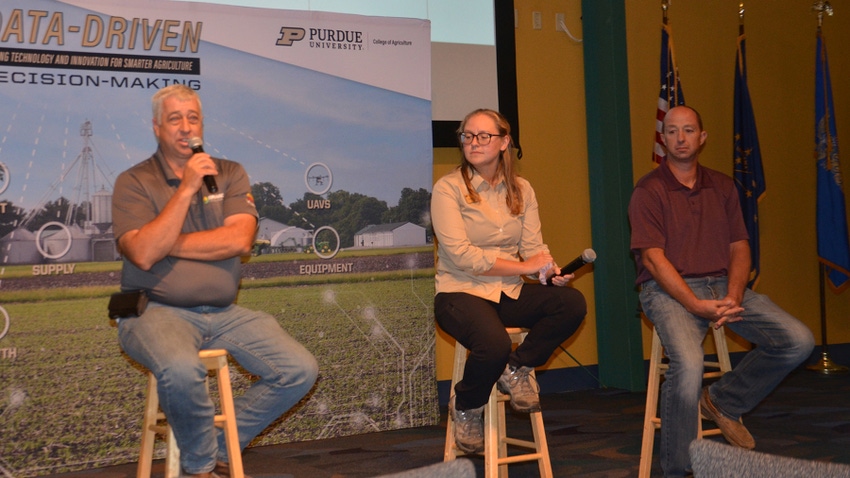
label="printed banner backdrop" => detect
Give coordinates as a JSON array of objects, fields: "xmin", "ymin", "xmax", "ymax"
[{"xmin": 0, "ymin": 0, "xmax": 436, "ymax": 475}]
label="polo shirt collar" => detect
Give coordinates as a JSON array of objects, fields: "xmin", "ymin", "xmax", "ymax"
[
  {"xmin": 153, "ymin": 147, "xmax": 181, "ymax": 187},
  {"xmin": 658, "ymin": 158, "xmax": 715, "ymax": 191}
]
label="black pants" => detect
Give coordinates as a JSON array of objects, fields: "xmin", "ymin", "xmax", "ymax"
[{"xmin": 435, "ymin": 284, "xmax": 586, "ymax": 410}]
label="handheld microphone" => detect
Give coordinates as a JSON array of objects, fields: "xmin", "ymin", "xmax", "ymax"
[
  {"xmin": 188, "ymin": 137, "xmax": 218, "ymax": 193},
  {"xmin": 555, "ymin": 248, "xmax": 597, "ymax": 276}
]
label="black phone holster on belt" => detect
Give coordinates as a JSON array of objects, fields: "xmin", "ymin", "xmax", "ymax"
[{"xmin": 108, "ymin": 290, "xmax": 149, "ymax": 320}]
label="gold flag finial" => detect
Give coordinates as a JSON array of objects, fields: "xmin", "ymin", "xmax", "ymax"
[
  {"xmin": 812, "ymin": 1, "xmax": 834, "ymax": 29},
  {"xmin": 739, "ymin": 3, "xmax": 745, "ymax": 34},
  {"xmin": 662, "ymin": 0, "xmax": 670, "ymax": 25}
]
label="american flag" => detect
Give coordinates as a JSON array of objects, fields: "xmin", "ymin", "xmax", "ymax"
[{"xmin": 654, "ymin": 22, "xmax": 686, "ymax": 164}]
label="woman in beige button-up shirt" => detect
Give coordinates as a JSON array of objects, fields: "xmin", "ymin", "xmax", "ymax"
[{"xmin": 432, "ymin": 108, "xmax": 587, "ymax": 454}]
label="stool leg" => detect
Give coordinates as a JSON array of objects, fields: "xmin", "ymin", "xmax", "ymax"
[
  {"xmin": 137, "ymin": 374, "xmax": 159, "ymax": 478},
  {"xmin": 138, "ymin": 372, "xmax": 180, "ymax": 478},
  {"xmin": 483, "ymin": 385, "xmax": 501, "ymax": 478},
  {"xmin": 639, "ymin": 328, "xmax": 664, "ymax": 478},
  {"xmin": 197, "ymin": 351, "xmax": 245, "ymax": 478},
  {"xmin": 528, "ymin": 393, "xmax": 553, "ymax": 477},
  {"xmin": 215, "ymin": 358, "xmax": 244, "ymax": 478},
  {"xmin": 712, "ymin": 327, "xmax": 733, "ymax": 373},
  {"xmin": 164, "ymin": 426, "xmax": 180, "ymax": 478},
  {"xmin": 698, "ymin": 327, "xmax": 737, "ymax": 438},
  {"xmin": 444, "ymin": 341, "xmax": 468, "ymax": 462}
]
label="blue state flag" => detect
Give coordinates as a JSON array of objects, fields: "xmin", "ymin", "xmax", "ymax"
[
  {"xmin": 733, "ymin": 34, "xmax": 765, "ymax": 289},
  {"xmin": 815, "ymin": 31, "xmax": 850, "ymax": 291},
  {"xmin": 654, "ymin": 23, "xmax": 686, "ymax": 164}
]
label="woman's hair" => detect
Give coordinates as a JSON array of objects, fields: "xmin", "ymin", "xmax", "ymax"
[
  {"xmin": 151, "ymin": 84, "xmax": 202, "ymax": 125},
  {"xmin": 456, "ymin": 108, "xmax": 523, "ymax": 215}
]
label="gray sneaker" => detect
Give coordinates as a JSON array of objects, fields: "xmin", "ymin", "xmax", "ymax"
[
  {"xmin": 496, "ymin": 364, "xmax": 540, "ymax": 412},
  {"xmin": 450, "ymin": 396, "xmax": 484, "ymax": 453}
]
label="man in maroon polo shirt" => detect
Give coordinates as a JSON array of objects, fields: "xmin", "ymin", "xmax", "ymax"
[{"xmin": 628, "ymin": 105, "xmax": 814, "ymax": 478}]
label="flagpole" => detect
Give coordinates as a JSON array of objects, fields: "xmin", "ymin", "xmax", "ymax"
[
  {"xmin": 808, "ymin": 263, "xmax": 848, "ymax": 374},
  {"xmin": 654, "ymin": 0, "xmax": 684, "ymax": 164},
  {"xmin": 807, "ymin": 0, "xmax": 847, "ymax": 375}
]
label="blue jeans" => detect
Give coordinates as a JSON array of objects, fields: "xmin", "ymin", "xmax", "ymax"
[
  {"xmin": 640, "ymin": 277, "xmax": 813, "ymax": 478},
  {"xmin": 118, "ymin": 301, "xmax": 318, "ymax": 475}
]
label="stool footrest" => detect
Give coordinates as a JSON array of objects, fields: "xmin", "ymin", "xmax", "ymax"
[
  {"xmin": 497, "ymin": 452, "xmax": 545, "ymax": 466},
  {"xmin": 502, "ymin": 437, "xmax": 539, "ymax": 450}
]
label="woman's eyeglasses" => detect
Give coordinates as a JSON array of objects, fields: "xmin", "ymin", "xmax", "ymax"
[{"xmin": 458, "ymin": 132, "xmax": 504, "ymax": 145}]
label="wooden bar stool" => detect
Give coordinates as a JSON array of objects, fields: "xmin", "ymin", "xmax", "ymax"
[
  {"xmin": 444, "ymin": 328, "xmax": 553, "ymax": 478},
  {"xmin": 137, "ymin": 349, "xmax": 244, "ymax": 478},
  {"xmin": 638, "ymin": 326, "xmax": 735, "ymax": 478}
]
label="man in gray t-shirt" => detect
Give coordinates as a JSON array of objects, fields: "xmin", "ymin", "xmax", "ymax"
[{"xmin": 112, "ymin": 84, "xmax": 318, "ymax": 478}]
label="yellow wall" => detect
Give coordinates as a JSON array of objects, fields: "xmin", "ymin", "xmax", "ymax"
[{"xmin": 434, "ymin": 0, "xmax": 850, "ymax": 381}]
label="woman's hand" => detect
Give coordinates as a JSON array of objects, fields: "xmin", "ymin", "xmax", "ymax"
[
  {"xmin": 548, "ymin": 270, "xmax": 574, "ymax": 287},
  {"xmin": 525, "ymin": 251, "xmax": 555, "ymax": 275}
]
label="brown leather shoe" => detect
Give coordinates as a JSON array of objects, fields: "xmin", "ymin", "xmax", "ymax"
[
  {"xmin": 214, "ymin": 461, "xmax": 251, "ymax": 478},
  {"xmin": 699, "ymin": 386, "xmax": 755, "ymax": 449}
]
